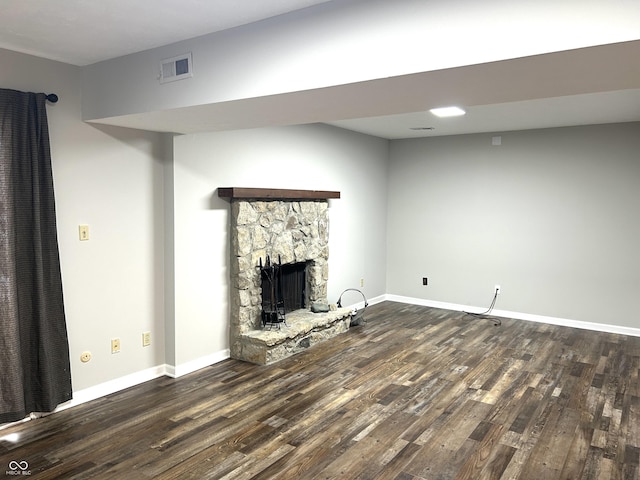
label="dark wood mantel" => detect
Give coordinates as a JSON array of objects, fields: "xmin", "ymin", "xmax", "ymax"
[{"xmin": 218, "ymin": 187, "xmax": 340, "ymax": 200}]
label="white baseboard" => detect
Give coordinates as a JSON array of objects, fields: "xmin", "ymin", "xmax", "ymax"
[
  {"xmin": 54, "ymin": 364, "xmax": 167, "ymax": 414},
  {"xmin": 367, "ymin": 294, "xmax": 387, "ymax": 306},
  {"xmin": 385, "ymin": 294, "xmax": 640, "ymax": 337},
  {"xmin": 165, "ymin": 349, "xmax": 230, "ymax": 378},
  {"xmin": 52, "ymin": 349, "xmax": 230, "ymax": 415},
  {"xmin": 342, "ymin": 293, "xmax": 386, "ymax": 312}
]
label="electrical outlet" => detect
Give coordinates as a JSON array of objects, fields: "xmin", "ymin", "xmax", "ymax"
[
  {"xmin": 142, "ymin": 331, "xmax": 151, "ymax": 347},
  {"xmin": 495, "ymin": 285, "xmax": 501, "ymax": 295},
  {"xmin": 80, "ymin": 351, "xmax": 92, "ymax": 363},
  {"xmin": 422, "ymin": 277, "xmax": 428, "ymax": 286},
  {"xmin": 111, "ymin": 338, "xmax": 121, "ymax": 354},
  {"xmin": 360, "ymin": 278, "xmax": 364, "ymax": 288}
]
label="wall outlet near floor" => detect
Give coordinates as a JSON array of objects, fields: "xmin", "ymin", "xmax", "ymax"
[
  {"xmin": 80, "ymin": 351, "xmax": 92, "ymax": 363},
  {"xmin": 111, "ymin": 338, "xmax": 121, "ymax": 354},
  {"xmin": 495, "ymin": 285, "xmax": 501, "ymax": 295},
  {"xmin": 142, "ymin": 331, "xmax": 151, "ymax": 347},
  {"xmin": 360, "ymin": 278, "xmax": 364, "ymax": 287}
]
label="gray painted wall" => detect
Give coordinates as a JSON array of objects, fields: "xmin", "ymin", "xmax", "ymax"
[
  {"xmin": 0, "ymin": 48, "xmax": 168, "ymax": 391},
  {"xmin": 387, "ymin": 123, "xmax": 640, "ymax": 328}
]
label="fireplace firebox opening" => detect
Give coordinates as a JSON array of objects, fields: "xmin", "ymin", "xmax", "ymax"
[{"xmin": 259, "ymin": 256, "xmax": 308, "ymax": 328}]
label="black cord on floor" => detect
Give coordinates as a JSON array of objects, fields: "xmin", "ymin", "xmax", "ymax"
[{"xmin": 464, "ymin": 289, "xmax": 502, "ymax": 326}]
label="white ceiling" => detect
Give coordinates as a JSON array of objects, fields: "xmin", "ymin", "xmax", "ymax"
[
  {"xmin": 0, "ymin": 0, "xmax": 334, "ymax": 66},
  {"xmin": 328, "ymin": 90, "xmax": 640, "ymax": 140},
  {"xmin": 2, "ymin": 0, "xmax": 640, "ymax": 139}
]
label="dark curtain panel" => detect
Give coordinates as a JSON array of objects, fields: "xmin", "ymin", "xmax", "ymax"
[{"xmin": 0, "ymin": 89, "xmax": 72, "ymax": 424}]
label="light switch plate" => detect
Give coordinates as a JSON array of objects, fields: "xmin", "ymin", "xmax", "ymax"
[{"xmin": 79, "ymin": 224, "xmax": 89, "ymax": 241}]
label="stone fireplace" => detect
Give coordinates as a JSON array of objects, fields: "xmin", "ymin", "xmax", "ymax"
[{"xmin": 219, "ymin": 188, "xmax": 352, "ymax": 364}]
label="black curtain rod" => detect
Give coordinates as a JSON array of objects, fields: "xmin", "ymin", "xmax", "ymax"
[{"xmin": 45, "ymin": 93, "xmax": 59, "ymax": 103}]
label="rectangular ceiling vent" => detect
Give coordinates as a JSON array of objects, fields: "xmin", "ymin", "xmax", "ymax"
[{"xmin": 159, "ymin": 52, "xmax": 193, "ymax": 84}]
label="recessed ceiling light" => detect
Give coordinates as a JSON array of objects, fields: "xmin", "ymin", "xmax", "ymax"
[
  {"xmin": 410, "ymin": 127, "xmax": 435, "ymax": 131},
  {"xmin": 429, "ymin": 106, "xmax": 466, "ymax": 117}
]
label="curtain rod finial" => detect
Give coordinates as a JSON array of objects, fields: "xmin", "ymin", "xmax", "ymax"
[{"xmin": 46, "ymin": 94, "xmax": 58, "ymax": 103}]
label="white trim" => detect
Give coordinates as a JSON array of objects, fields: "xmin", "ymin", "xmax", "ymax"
[
  {"xmin": 386, "ymin": 294, "xmax": 466, "ymax": 312},
  {"xmin": 385, "ymin": 294, "xmax": 640, "ymax": 337},
  {"xmin": 367, "ymin": 294, "xmax": 387, "ymax": 306},
  {"xmin": 341, "ymin": 293, "xmax": 386, "ymax": 312},
  {"xmin": 50, "ymin": 349, "xmax": 229, "ymax": 415},
  {"xmin": 54, "ymin": 364, "xmax": 167, "ymax": 413},
  {"xmin": 166, "ymin": 349, "xmax": 230, "ymax": 378}
]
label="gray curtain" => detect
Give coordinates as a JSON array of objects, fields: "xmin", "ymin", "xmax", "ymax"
[{"xmin": 0, "ymin": 89, "xmax": 72, "ymax": 424}]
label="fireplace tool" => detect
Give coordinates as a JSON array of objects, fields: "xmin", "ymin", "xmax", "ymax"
[
  {"xmin": 259, "ymin": 255, "xmax": 286, "ymax": 329},
  {"xmin": 337, "ymin": 288, "xmax": 368, "ymax": 326}
]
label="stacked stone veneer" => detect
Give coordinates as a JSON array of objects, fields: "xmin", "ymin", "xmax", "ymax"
[{"xmin": 229, "ymin": 199, "xmax": 351, "ymax": 364}]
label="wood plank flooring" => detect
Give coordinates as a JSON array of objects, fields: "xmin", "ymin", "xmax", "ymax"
[{"xmin": 1, "ymin": 302, "xmax": 639, "ymax": 479}]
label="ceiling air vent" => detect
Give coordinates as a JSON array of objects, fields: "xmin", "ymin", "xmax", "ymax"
[{"xmin": 159, "ymin": 53, "xmax": 193, "ymax": 84}]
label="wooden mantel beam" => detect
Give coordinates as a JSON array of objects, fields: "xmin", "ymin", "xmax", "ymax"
[{"xmin": 218, "ymin": 187, "xmax": 340, "ymax": 200}]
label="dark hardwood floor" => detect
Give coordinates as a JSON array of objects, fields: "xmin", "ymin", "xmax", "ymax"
[{"xmin": 1, "ymin": 302, "xmax": 639, "ymax": 479}]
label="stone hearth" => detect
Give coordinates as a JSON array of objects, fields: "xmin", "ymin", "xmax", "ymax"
[
  {"xmin": 239, "ymin": 309, "xmax": 352, "ymax": 365},
  {"xmin": 219, "ymin": 188, "xmax": 352, "ymax": 365}
]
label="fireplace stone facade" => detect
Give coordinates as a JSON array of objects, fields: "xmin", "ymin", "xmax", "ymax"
[{"xmin": 223, "ymin": 190, "xmax": 352, "ymax": 365}]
